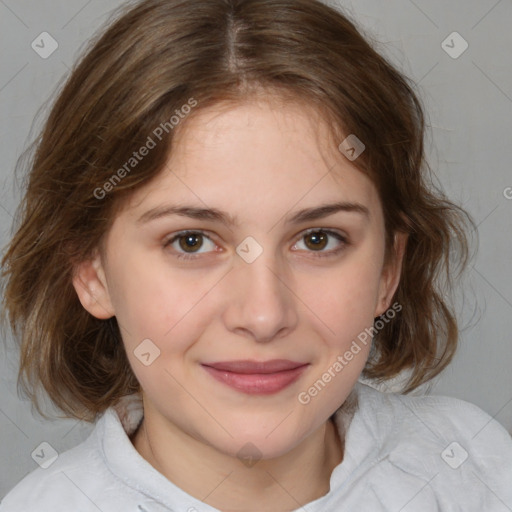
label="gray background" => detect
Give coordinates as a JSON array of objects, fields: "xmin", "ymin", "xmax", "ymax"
[{"xmin": 1, "ymin": 0, "xmax": 511, "ymax": 500}]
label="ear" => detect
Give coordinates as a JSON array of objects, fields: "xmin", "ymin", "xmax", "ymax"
[
  {"xmin": 72, "ymin": 248, "xmax": 115, "ymax": 319},
  {"xmin": 374, "ymin": 231, "xmax": 408, "ymax": 317}
]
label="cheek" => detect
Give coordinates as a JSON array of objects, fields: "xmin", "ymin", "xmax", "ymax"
[
  {"xmin": 105, "ymin": 256, "xmax": 174, "ymax": 342},
  {"xmin": 109, "ymin": 256, "xmax": 219, "ymax": 358},
  {"xmin": 302, "ymin": 256, "xmax": 383, "ymax": 345}
]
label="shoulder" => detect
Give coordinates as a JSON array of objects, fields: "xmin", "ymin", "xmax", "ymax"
[
  {"xmin": 0, "ymin": 410, "xmax": 135, "ymax": 512},
  {"xmin": 356, "ymin": 381, "xmax": 512, "ymax": 444},
  {"xmin": 0, "ymin": 434, "xmax": 95, "ymax": 511},
  {"xmin": 351, "ymin": 382, "xmax": 512, "ymax": 508},
  {"xmin": 356, "ymin": 381, "xmax": 509, "ymax": 434}
]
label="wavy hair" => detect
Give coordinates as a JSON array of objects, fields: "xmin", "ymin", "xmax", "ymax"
[{"xmin": 0, "ymin": 0, "xmax": 475, "ymax": 420}]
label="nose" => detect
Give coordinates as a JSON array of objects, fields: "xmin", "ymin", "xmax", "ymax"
[{"xmin": 221, "ymin": 247, "xmax": 299, "ymax": 343}]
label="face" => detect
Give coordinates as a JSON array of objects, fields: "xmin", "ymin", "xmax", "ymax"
[{"xmin": 74, "ymin": 97, "xmax": 404, "ymax": 460}]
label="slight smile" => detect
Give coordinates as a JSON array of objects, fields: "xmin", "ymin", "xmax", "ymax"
[{"xmin": 201, "ymin": 360, "xmax": 310, "ymax": 395}]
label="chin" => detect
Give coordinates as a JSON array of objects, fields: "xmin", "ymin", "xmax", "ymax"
[{"xmin": 212, "ymin": 425, "xmax": 308, "ymax": 463}]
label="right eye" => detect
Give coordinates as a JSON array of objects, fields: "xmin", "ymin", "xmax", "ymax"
[{"xmin": 163, "ymin": 230, "xmax": 219, "ymax": 261}]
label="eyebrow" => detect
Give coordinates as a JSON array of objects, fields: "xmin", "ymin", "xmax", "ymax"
[{"xmin": 136, "ymin": 201, "xmax": 370, "ymax": 226}]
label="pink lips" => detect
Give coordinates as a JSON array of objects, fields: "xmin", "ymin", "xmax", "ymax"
[{"xmin": 201, "ymin": 359, "xmax": 309, "ymax": 395}]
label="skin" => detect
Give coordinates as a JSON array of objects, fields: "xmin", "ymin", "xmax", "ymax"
[{"xmin": 73, "ymin": 96, "xmax": 407, "ymax": 511}]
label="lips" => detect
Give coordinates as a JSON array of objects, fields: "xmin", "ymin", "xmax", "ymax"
[
  {"xmin": 202, "ymin": 359, "xmax": 307, "ymax": 374},
  {"xmin": 201, "ymin": 359, "xmax": 309, "ymax": 395}
]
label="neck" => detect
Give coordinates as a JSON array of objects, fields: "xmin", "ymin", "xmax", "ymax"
[{"xmin": 132, "ymin": 409, "xmax": 344, "ymax": 512}]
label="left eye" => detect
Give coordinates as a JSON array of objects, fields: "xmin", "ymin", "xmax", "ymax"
[{"xmin": 292, "ymin": 229, "xmax": 347, "ymax": 256}]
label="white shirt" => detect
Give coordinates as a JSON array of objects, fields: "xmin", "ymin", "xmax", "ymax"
[{"xmin": 1, "ymin": 382, "xmax": 511, "ymax": 511}]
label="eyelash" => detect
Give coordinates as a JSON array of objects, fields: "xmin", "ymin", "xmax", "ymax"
[{"xmin": 163, "ymin": 228, "xmax": 349, "ymax": 261}]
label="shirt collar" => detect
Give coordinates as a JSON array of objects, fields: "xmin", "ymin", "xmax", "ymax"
[{"xmin": 98, "ymin": 383, "xmax": 371, "ymax": 511}]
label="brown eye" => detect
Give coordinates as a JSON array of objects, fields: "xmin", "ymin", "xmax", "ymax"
[
  {"xmin": 178, "ymin": 233, "xmax": 204, "ymax": 253},
  {"xmin": 304, "ymin": 231, "xmax": 328, "ymax": 251},
  {"xmin": 293, "ymin": 229, "xmax": 348, "ymax": 258},
  {"xmin": 164, "ymin": 230, "xmax": 217, "ymax": 260}
]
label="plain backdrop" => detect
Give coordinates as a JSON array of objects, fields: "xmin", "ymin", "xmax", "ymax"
[{"xmin": 1, "ymin": 0, "xmax": 511, "ymax": 500}]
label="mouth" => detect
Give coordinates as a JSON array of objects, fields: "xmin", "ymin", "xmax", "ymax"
[{"xmin": 201, "ymin": 359, "xmax": 310, "ymax": 395}]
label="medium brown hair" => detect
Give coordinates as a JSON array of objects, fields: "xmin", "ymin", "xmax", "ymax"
[{"xmin": 1, "ymin": 0, "xmax": 475, "ymax": 421}]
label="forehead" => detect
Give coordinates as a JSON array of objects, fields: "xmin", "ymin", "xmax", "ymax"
[
  {"xmin": 171, "ymin": 97, "xmax": 341, "ymax": 175},
  {"xmin": 122, "ymin": 98, "xmax": 381, "ymax": 221}
]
